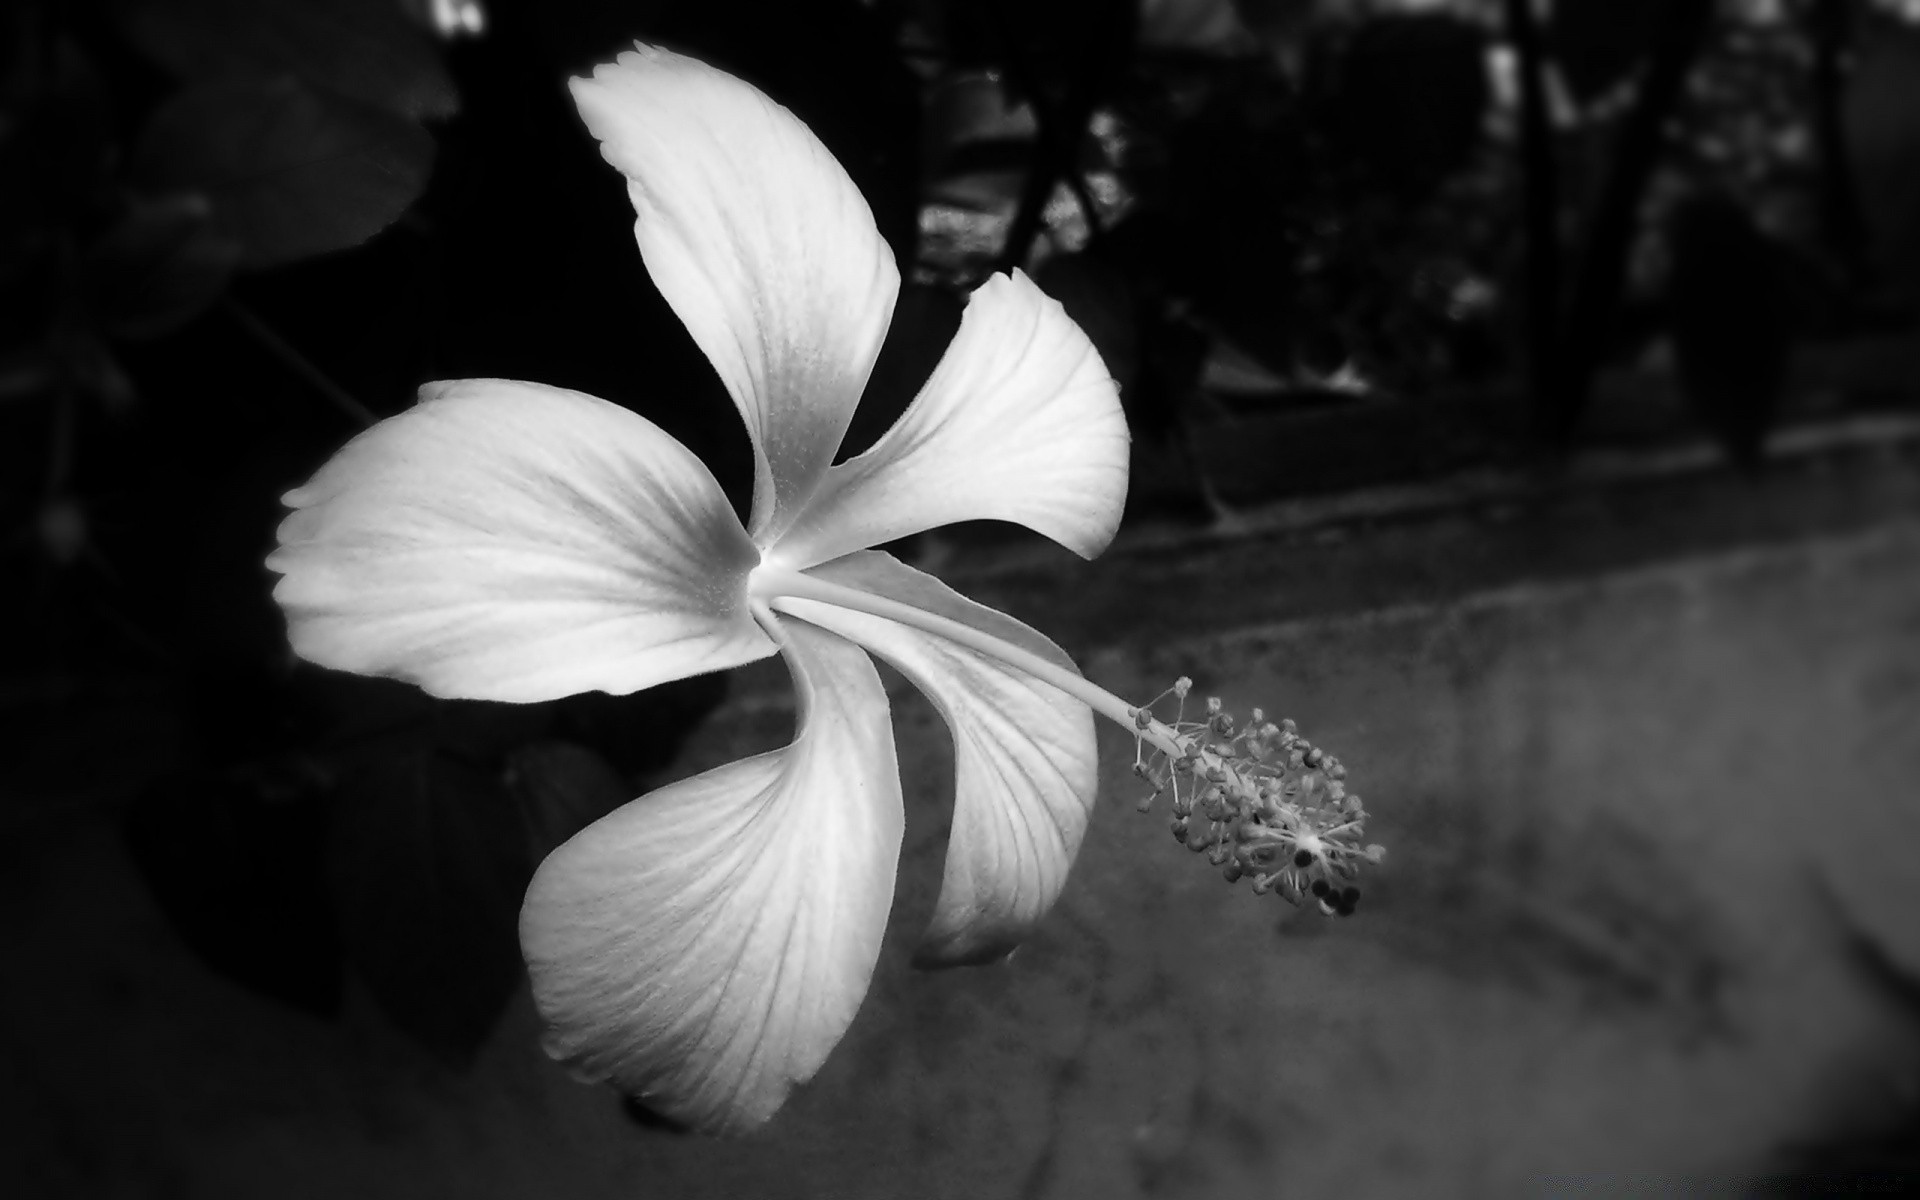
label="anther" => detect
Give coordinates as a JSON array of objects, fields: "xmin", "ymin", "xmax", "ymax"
[{"xmin": 1126, "ymin": 685, "xmax": 1381, "ymax": 920}]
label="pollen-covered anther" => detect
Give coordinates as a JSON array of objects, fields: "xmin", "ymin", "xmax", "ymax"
[{"xmin": 1125, "ymin": 679, "xmax": 1383, "ymax": 918}]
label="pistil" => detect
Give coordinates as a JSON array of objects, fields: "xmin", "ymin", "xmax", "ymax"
[{"xmin": 752, "ymin": 566, "xmax": 1384, "ymax": 911}]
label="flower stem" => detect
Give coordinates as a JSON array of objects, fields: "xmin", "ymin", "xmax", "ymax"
[{"xmin": 755, "ymin": 568, "xmax": 1184, "ymax": 758}]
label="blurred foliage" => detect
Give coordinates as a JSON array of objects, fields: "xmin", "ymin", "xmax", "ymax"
[{"xmin": 6, "ymin": 0, "xmax": 1920, "ymax": 1066}]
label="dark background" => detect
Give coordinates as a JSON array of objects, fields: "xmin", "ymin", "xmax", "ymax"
[{"xmin": 5, "ymin": 0, "xmax": 1920, "ymax": 1188}]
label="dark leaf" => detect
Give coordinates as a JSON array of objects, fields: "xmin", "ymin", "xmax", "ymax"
[
  {"xmin": 131, "ymin": 76, "xmax": 434, "ymax": 270},
  {"xmin": 329, "ymin": 749, "xmax": 530, "ymax": 1066},
  {"xmin": 83, "ymin": 193, "xmax": 241, "ymax": 338},
  {"xmin": 506, "ymin": 740, "xmax": 632, "ymax": 862},
  {"xmin": 123, "ymin": 767, "xmax": 345, "ymax": 1017},
  {"xmin": 113, "ymin": 0, "xmax": 459, "ymax": 121}
]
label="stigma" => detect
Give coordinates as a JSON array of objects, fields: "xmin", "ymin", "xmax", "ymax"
[{"xmin": 1131, "ymin": 678, "xmax": 1384, "ymax": 915}]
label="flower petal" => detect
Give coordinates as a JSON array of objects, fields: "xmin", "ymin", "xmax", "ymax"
[
  {"xmin": 772, "ymin": 551, "xmax": 1098, "ymax": 967},
  {"xmin": 771, "ymin": 270, "xmax": 1129, "ymax": 571},
  {"xmin": 269, "ymin": 379, "xmax": 773, "ymax": 703},
  {"xmin": 571, "ymin": 45, "xmax": 901, "ymax": 546},
  {"xmin": 519, "ymin": 616, "xmax": 903, "ymax": 1135}
]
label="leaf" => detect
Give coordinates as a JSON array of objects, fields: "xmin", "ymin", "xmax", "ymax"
[
  {"xmin": 328, "ymin": 749, "xmax": 531, "ymax": 1066},
  {"xmin": 131, "ymin": 76, "xmax": 434, "ymax": 270},
  {"xmin": 83, "ymin": 193, "xmax": 241, "ymax": 338},
  {"xmin": 113, "ymin": 0, "xmax": 458, "ymax": 121},
  {"xmin": 506, "ymin": 741, "xmax": 632, "ymax": 863},
  {"xmin": 123, "ymin": 767, "xmax": 345, "ymax": 1018}
]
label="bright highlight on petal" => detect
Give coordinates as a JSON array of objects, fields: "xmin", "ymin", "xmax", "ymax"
[
  {"xmin": 269, "ymin": 379, "xmax": 773, "ymax": 703},
  {"xmin": 774, "ymin": 552, "xmax": 1098, "ymax": 968},
  {"xmin": 771, "ymin": 269, "xmax": 1130, "ymax": 571},
  {"xmin": 519, "ymin": 618, "xmax": 903, "ymax": 1136},
  {"xmin": 572, "ymin": 45, "xmax": 901, "ymax": 546}
]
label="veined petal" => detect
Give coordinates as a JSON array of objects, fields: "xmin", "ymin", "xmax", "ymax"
[
  {"xmin": 771, "ymin": 270, "xmax": 1129, "ymax": 571},
  {"xmin": 571, "ymin": 45, "xmax": 900, "ymax": 546},
  {"xmin": 269, "ymin": 379, "xmax": 773, "ymax": 703},
  {"xmin": 519, "ymin": 617, "xmax": 903, "ymax": 1135},
  {"xmin": 772, "ymin": 551, "xmax": 1097, "ymax": 967}
]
